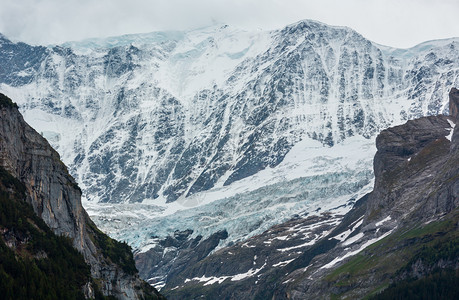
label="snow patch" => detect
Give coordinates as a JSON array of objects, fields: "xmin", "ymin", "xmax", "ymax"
[
  {"xmin": 277, "ymin": 227, "xmax": 335, "ymax": 252},
  {"xmin": 446, "ymin": 119, "xmax": 456, "ymax": 141},
  {"xmin": 273, "ymin": 259, "xmax": 295, "ymax": 267},
  {"xmin": 342, "ymin": 232, "xmax": 365, "ymax": 246},
  {"xmin": 322, "ymin": 229, "xmax": 394, "ymax": 269},
  {"xmin": 184, "ymin": 262, "xmax": 267, "ymax": 286},
  {"xmin": 331, "ymin": 216, "xmax": 364, "ymax": 242},
  {"xmin": 375, "ymin": 215, "xmax": 392, "ymax": 227}
]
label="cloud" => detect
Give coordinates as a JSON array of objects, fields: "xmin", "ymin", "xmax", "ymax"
[{"xmin": 0, "ymin": 0, "xmax": 458, "ymax": 48}]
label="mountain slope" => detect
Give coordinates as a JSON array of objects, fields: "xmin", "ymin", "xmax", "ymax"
[
  {"xmin": 1, "ymin": 20, "xmax": 459, "ymax": 293},
  {"xmin": 160, "ymin": 90, "xmax": 459, "ymax": 299},
  {"xmin": 278, "ymin": 91, "xmax": 459, "ymax": 299},
  {"xmin": 0, "ymin": 93, "xmax": 163, "ymax": 299}
]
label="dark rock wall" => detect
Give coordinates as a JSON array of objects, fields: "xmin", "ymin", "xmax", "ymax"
[
  {"xmin": 449, "ymin": 87, "xmax": 459, "ymax": 119},
  {"xmin": 369, "ymin": 115, "xmax": 454, "ymax": 222},
  {"xmin": 368, "ymin": 89, "xmax": 459, "ymax": 224}
]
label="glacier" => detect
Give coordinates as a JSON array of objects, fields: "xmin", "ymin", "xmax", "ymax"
[{"xmin": 1, "ymin": 19, "xmax": 459, "ymax": 284}]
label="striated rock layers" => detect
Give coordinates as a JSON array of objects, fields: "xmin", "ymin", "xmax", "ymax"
[{"xmin": 0, "ymin": 92, "xmax": 162, "ymax": 299}]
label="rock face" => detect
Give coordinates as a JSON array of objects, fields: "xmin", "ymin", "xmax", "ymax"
[
  {"xmin": 159, "ymin": 90, "xmax": 459, "ymax": 299},
  {"xmin": 450, "ymin": 87, "xmax": 459, "ymax": 119},
  {"xmin": 0, "ymin": 93, "xmax": 162, "ymax": 299},
  {"xmin": 0, "ymin": 94, "xmax": 88, "ymax": 254},
  {"xmin": 367, "ymin": 87, "xmax": 458, "ymax": 224},
  {"xmin": 369, "ymin": 115, "xmax": 454, "ymax": 220}
]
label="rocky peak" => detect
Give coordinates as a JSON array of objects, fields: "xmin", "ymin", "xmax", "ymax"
[
  {"xmin": 369, "ymin": 115, "xmax": 455, "ymax": 223},
  {"xmin": 450, "ymin": 87, "xmax": 459, "ymax": 120}
]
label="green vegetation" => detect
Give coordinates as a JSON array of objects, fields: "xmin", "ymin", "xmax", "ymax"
[
  {"xmin": 404, "ymin": 240, "xmax": 458, "ymax": 271},
  {"xmin": 371, "ymin": 269, "xmax": 459, "ymax": 300},
  {"xmin": 0, "ymin": 166, "xmax": 91, "ymax": 299},
  {"xmin": 370, "ymin": 226, "xmax": 459, "ymax": 299},
  {"xmin": 325, "ymin": 209, "xmax": 459, "ymax": 299},
  {"xmin": 0, "ymin": 166, "xmax": 140, "ymax": 299},
  {"xmin": 87, "ymin": 220, "xmax": 138, "ymax": 275},
  {"xmin": 86, "ymin": 215, "xmax": 164, "ymax": 299},
  {"xmin": 327, "ymin": 254, "xmax": 377, "ymax": 283},
  {"xmin": 0, "ymin": 93, "xmax": 18, "ymax": 109}
]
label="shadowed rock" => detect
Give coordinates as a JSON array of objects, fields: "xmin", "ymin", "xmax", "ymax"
[{"xmin": 449, "ymin": 87, "xmax": 459, "ymax": 119}]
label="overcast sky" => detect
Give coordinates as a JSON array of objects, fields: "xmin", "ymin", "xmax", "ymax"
[{"xmin": 1, "ymin": 0, "xmax": 458, "ymax": 48}]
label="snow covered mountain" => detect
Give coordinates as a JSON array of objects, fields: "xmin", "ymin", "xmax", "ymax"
[
  {"xmin": 2, "ymin": 20, "xmax": 458, "ymax": 205},
  {"xmin": 1, "ymin": 19, "xmax": 459, "ymax": 291}
]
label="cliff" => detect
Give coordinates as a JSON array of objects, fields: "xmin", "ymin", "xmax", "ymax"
[
  {"xmin": 0, "ymin": 92, "xmax": 163, "ymax": 299},
  {"xmin": 369, "ymin": 114, "xmax": 457, "ymax": 224}
]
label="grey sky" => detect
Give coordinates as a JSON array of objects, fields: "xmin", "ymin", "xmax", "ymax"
[{"xmin": 1, "ymin": 0, "xmax": 458, "ymax": 48}]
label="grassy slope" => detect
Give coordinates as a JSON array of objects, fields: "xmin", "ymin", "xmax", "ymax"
[{"xmin": 325, "ymin": 209, "xmax": 459, "ymax": 299}]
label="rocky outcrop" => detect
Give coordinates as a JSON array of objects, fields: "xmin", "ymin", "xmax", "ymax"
[
  {"xmin": 0, "ymin": 93, "xmax": 162, "ymax": 299},
  {"xmin": 368, "ymin": 115, "xmax": 455, "ymax": 223},
  {"xmin": 450, "ymin": 87, "xmax": 459, "ymax": 119},
  {"xmin": 368, "ymin": 88, "xmax": 459, "ymax": 225}
]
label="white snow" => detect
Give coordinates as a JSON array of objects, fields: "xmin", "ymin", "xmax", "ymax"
[
  {"xmin": 242, "ymin": 242, "xmax": 256, "ymax": 248},
  {"xmin": 322, "ymin": 229, "xmax": 394, "ymax": 269},
  {"xmin": 342, "ymin": 232, "xmax": 365, "ymax": 246},
  {"xmin": 147, "ymin": 276, "xmax": 166, "ymax": 290},
  {"xmin": 231, "ymin": 263, "xmax": 266, "ymax": 281},
  {"xmin": 375, "ymin": 216, "xmax": 392, "ymax": 227},
  {"xmin": 273, "ymin": 259, "xmax": 295, "ymax": 267},
  {"xmin": 277, "ymin": 226, "xmax": 336, "ymax": 252},
  {"xmin": 331, "ymin": 216, "xmax": 364, "ymax": 242},
  {"xmin": 184, "ymin": 262, "xmax": 266, "ymax": 286},
  {"xmin": 276, "ymin": 240, "xmax": 317, "ymax": 252},
  {"xmin": 446, "ymin": 119, "xmax": 456, "ymax": 141},
  {"xmin": 84, "ymin": 139, "xmax": 375, "ymax": 252}
]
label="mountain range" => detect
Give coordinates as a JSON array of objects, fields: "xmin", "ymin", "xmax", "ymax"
[{"xmin": 0, "ymin": 19, "xmax": 458, "ymax": 298}]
